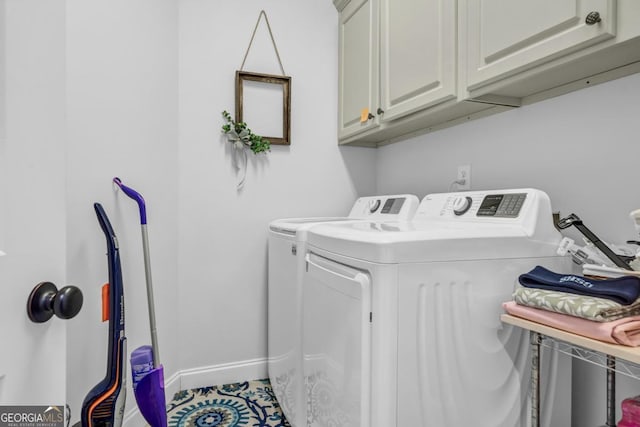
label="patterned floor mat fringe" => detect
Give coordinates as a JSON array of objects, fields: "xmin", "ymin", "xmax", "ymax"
[{"xmin": 167, "ymin": 378, "xmax": 291, "ymax": 427}]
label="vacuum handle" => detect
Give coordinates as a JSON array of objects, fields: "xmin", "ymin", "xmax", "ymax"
[
  {"xmin": 94, "ymin": 203, "xmax": 118, "ymax": 249},
  {"xmin": 113, "ymin": 177, "xmax": 147, "ymax": 225}
]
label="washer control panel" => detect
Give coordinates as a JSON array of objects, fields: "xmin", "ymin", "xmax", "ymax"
[
  {"xmin": 476, "ymin": 193, "xmax": 527, "ymax": 217},
  {"xmin": 452, "ymin": 196, "xmax": 473, "ymax": 216},
  {"xmin": 415, "ymin": 189, "xmax": 535, "ymax": 221}
]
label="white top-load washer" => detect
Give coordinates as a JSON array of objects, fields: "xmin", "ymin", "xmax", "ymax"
[
  {"xmin": 302, "ymin": 188, "xmax": 572, "ymax": 427},
  {"xmin": 268, "ymin": 194, "xmax": 419, "ymax": 427}
]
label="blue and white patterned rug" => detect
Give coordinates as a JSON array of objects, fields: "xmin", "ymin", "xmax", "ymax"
[{"xmin": 167, "ymin": 379, "xmax": 291, "ymax": 427}]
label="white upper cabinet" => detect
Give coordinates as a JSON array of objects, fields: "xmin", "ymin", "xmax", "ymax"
[
  {"xmin": 339, "ymin": 0, "xmax": 379, "ymax": 140},
  {"xmin": 334, "ymin": 0, "xmax": 351, "ymax": 12},
  {"xmin": 335, "ymin": 0, "xmax": 640, "ymax": 146},
  {"xmin": 379, "ymin": 0, "xmax": 456, "ymax": 122},
  {"xmin": 339, "ymin": 0, "xmax": 457, "ymax": 141},
  {"xmin": 466, "ymin": 0, "xmax": 616, "ymax": 90}
]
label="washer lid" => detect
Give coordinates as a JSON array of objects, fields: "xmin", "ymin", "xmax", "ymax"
[
  {"xmin": 269, "ymin": 217, "xmax": 352, "ymax": 235},
  {"xmin": 306, "ymin": 189, "xmax": 563, "ymax": 263},
  {"xmin": 269, "ymin": 194, "xmax": 420, "ymax": 234},
  {"xmin": 307, "ymin": 221, "xmax": 560, "ymax": 263}
]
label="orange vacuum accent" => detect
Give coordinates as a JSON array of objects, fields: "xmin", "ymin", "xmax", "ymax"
[
  {"xmin": 86, "ymin": 339, "xmax": 123, "ymax": 427},
  {"xmin": 102, "ymin": 284, "xmax": 109, "ymax": 322}
]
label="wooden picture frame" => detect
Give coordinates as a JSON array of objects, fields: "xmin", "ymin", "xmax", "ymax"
[{"xmin": 235, "ymin": 71, "xmax": 291, "ymax": 146}]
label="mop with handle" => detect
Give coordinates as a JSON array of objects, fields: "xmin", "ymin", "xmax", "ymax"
[{"xmin": 113, "ymin": 177, "xmax": 167, "ymax": 427}]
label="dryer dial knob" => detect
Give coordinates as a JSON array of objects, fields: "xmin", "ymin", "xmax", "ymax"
[
  {"xmin": 368, "ymin": 199, "xmax": 381, "ymax": 213},
  {"xmin": 452, "ymin": 196, "xmax": 472, "ymax": 216}
]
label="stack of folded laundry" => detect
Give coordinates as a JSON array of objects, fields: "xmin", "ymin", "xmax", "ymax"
[{"xmin": 503, "ymin": 265, "xmax": 640, "ymax": 347}]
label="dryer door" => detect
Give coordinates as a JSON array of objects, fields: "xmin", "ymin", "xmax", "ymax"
[
  {"xmin": 268, "ymin": 232, "xmax": 304, "ymax": 427},
  {"xmin": 303, "ymin": 252, "xmax": 371, "ymax": 427}
]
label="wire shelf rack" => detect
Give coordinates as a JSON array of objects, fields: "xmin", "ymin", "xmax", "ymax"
[{"xmin": 540, "ymin": 335, "xmax": 640, "ymax": 380}]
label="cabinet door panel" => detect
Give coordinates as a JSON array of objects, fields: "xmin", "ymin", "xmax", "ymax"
[
  {"xmin": 339, "ymin": 0, "xmax": 379, "ymax": 140},
  {"xmin": 467, "ymin": 0, "xmax": 616, "ymax": 90},
  {"xmin": 380, "ymin": 0, "xmax": 456, "ymax": 122}
]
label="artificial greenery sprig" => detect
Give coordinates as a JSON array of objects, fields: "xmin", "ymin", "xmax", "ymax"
[{"xmin": 221, "ymin": 110, "xmax": 271, "ymax": 154}]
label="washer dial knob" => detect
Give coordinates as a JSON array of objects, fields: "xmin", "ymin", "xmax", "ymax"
[
  {"xmin": 452, "ymin": 196, "xmax": 473, "ymax": 216},
  {"xmin": 368, "ymin": 199, "xmax": 381, "ymax": 213}
]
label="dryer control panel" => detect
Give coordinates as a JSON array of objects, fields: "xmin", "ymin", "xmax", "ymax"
[{"xmin": 348, "ymin": 194, "xmax": 419, "ymax": 220}]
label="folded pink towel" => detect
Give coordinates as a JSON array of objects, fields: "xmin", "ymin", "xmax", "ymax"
[{"xmin": 503, "ymin": 301, "xmax": 640, "ymax": 347}]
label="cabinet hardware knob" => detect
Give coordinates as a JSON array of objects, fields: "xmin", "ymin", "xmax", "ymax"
[
  {"xmin": 585, "ymin": 11, "xmax": 601, "ymax": 25},
  {"xmin": 377, "ymin": 108, "xmax": 385, "ymax": 115},
  {"xmin": 27, "ymin": 281, "xmax": 83, "ymax": 323},
  {"xmin": 367, "ymin": 112, "xmax": 375, "ymax": 120}
]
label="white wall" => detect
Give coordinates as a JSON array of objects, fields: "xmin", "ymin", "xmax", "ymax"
[
  {"xmin": 376, "ymin": 73, "xmax": 640, "ymax": 242},
  {"xmin": 375, "ymin": 72, "xmax": 640, "ymax": 426},
  {"xmin": 64, "ymin": 0, "xmax": 179, "ymax": 424},
  {"xmin": 62, "ymin": 0, "xmax": 375, "ymax": 421},
  {"xmin": 0, "ymin": 1, "xmax": 375, "ymax": 420},
  {"xmin": 0, "ymin": 0, "xmax": 67, "ymax": 405},
  {"xmin": 0, "ymin": 0, "xmax": 5, "ymax": 249},
  {"xmin": 177, "ymin": 0, "xmax": 375, "ymax": 381}
]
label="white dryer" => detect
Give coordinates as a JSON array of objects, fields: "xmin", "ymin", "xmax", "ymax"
[
  {"xmin": 268, "ymin": 194, "xmax": 419, "ymax": 427},
  {"xmin": 302, "ymin": 188, "xmax": 572, "ymax": 427}
]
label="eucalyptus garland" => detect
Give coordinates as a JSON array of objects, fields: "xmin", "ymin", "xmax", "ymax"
[{"xmin": 221, "ymin": 110, "xmax": 270, "ymax": 154}]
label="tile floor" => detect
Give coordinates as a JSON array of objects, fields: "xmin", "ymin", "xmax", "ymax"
[{"xmin": 166, "ymin": 379, "xmax": 290, "ymax": 427}]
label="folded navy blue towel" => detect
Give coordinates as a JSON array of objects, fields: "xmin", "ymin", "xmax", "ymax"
[{"xmin": 518, "ymin": 266, "xmax": 640, "ymax": 305}]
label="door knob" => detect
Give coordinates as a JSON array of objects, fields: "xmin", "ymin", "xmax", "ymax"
[
  {"xmin": 27, "ymin": 282, "xmax": 83, "ymax": 323},
  {"xmin": 585, "ymin": 11, "xmax": 601, "ymax": 25}
]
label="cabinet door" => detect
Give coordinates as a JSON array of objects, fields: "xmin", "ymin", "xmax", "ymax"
[
  {"xmin": 379, "ymin": 0, "xmax": 457, "ymax": 122},
  {"xmin": 339, "ymin": 0, "xmax": 379, "ymax": 140},
  {"xmin": 466, "ymin": 0, "xmax": 616, "ymax": 91}
]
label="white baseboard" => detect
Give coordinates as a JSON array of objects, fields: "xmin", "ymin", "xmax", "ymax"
[
  {"xmin": 179, "ymin": 357, "xmax": 268, "ymax": 391},
  {"xmin": 122, "ymin": 358, "xmax": 267, "ymax": 427}
]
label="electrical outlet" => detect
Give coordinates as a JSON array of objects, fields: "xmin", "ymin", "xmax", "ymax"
[{"xmin": 457, "ymin": 164, "xmax": 471, "ymax": 190}]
